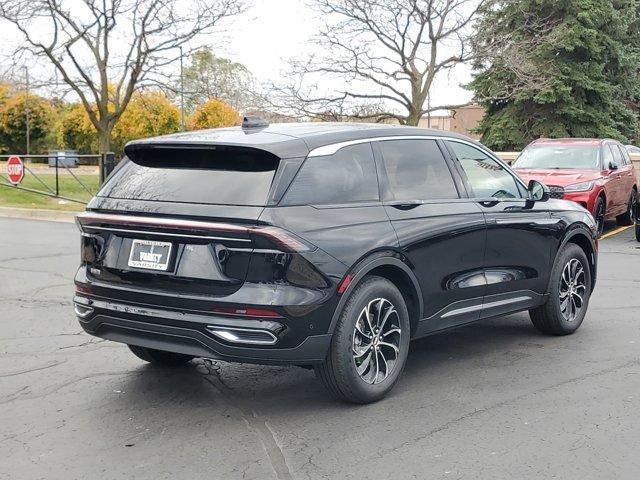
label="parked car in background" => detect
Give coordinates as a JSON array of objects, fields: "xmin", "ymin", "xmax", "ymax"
[
  {"xmin": 636, "ymin": 198, "xmax": 640, "ymax": 241},
  {"xmin": 625, "ymin": 145, "xmax": 640, "ymax": 155},
  {"xmin": 514, "ymin": 138, "xmax": 637, "ymax": 235},
  {"xmin": 74, "ymin": 122, "xmax": 599, "ymax": 403}
]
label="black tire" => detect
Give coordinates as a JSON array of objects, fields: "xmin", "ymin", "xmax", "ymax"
[
  {"xmin": 128, "ymin": 345, "xmax": 194, "ymax": 366},
  {"xmin": 593, "ymin": 196, "xmax": 606, "ymax": 236},
  {"xmin": 616, "ymin": 190, "xmax": 636, "ymax": 226},
  {"xmin": 315, "ymin": 276, "xmax": 410, "ymax": 404},
  {"xmin": 529, "ymin": 244, "xmax": 592, "ymax": 336}
]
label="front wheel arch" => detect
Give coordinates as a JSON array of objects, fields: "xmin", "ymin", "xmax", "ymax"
[
  {"xmin": 593, "ymin": 192, "xmax": 606, "ymax": 232},
  {"xmin": 558, "ymin": 227, "xmax": 597, "ymax": 292}
]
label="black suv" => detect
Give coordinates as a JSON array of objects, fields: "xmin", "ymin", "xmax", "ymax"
[{"xmin": 74, "ymin": 121, "xmax": 598, "ymax": 403}]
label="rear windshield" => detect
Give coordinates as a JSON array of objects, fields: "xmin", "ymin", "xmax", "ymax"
[
  {"xmin": 514, "ymin": 145, "xmax": 601, "ymax": 170},
  {"xmin": 98, "ymin": 147, "xmax": 279, "ymax": 205}
]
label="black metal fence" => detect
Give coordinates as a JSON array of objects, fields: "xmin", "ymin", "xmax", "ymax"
[{"xmin": 0, "ymin": 152, "xmax": 116, "ymax": 205}]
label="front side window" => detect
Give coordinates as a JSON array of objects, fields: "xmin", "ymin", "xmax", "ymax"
[
  {"xmin": 282, "ymin": 143, "xmax": 379, "ymax": 205},
  {"xmin": 448, "ymin": 141, "xmax": 522, "ymax": 199},
  {"xmin": 378, "ymin": 139, "xmax": 459, "ymax": 201},
  {"xmin": 602, "ymin": 144, "xmax": 615, "ymax": 169}
]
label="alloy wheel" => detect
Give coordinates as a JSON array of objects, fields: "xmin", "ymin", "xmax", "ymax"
[
  {"xmin": 559, "ymin": 258, "xmax": 586, "ymax": 322},
  {"xmin": 352, "ymin": 298, "xmax": 402, "ymax": 385}
]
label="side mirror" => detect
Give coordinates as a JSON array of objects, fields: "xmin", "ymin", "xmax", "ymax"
[
  {"xmin": 528, "ymin": 179, "xmax": 550, "ymax": 202},
  {"xmin": 608, "ymin": 161, "xmax": 619, "ymax": 171}
]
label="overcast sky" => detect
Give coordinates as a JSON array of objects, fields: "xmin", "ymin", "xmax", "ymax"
[
  {"xmin": 221, "ymin": 0, "xmax": 474, "ymax": 111},
  {"xmin": 0, "ymin": 0, "xmax": 475, "ymax": 113}
]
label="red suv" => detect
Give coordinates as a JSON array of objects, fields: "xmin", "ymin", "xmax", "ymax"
[{"xmin": 514, "ymin": 138, "xmax": 637, "ymax": 235}]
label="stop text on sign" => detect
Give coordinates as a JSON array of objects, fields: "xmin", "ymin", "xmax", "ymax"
[
  {"xmin": 5, "ymin": 155, "xmax": 25, "ymax": 185},
  {"xmin": 6, "ymin": 163, "xmax": 22, "ymax": 175}
]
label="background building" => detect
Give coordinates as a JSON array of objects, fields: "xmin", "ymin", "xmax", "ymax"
[{"xmin": 419, "ymin": 104, "xmax": 485, "ymax": 139}]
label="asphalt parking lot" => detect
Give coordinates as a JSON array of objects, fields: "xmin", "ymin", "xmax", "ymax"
[{"xmin": 1, "ymin": 217, "xmax": 639, "ymax": 480}]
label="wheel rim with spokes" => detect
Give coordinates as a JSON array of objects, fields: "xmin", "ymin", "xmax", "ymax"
[
  {"xmin": 352, "ymin": 298, "xmax": 402, "ymax": 385},
  {"xmin": 559, "ymin": 258, "xmax": 586, "ymax": 322}
]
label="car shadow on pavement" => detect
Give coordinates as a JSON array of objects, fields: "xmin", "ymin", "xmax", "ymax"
[
  {"xmin": 404, "ymin": 312, "xmax": 544, "ymax": 377},
  {"xmin": 111, "ymin": 311, "xmax": 551, "ymax": 413}
]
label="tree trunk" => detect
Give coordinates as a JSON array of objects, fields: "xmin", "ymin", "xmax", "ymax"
[
  {"xmin": 96, "ymin": 126, "xmax": 114, "ymax": 184},
  {"xmin": 97, "ymin": 127, "xmax": 112, "ymax": 154},
  {"xmin": 406, "ymin": 109, "xmax": 422, "ymax": 126}
]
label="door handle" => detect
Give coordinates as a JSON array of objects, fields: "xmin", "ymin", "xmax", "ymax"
[{"xmin": 390, "ymin": 203, "xmax": 421, "ymax": 211}]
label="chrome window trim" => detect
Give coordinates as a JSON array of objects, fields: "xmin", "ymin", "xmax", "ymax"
[
  {"xmin": 307, "ymin": 135, "xmax": 528, "ymax": 193},
  {"xmin": 308, "ymin": 135, "xmax": 443, "ymax": 157}
]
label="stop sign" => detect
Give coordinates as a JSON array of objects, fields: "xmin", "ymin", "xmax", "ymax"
[{"xmin": 6, "ymin": 155, "xmax": 24, "ymax": 185}]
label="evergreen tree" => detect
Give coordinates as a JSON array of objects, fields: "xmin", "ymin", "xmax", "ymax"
[{"xmin": 470, "ymin": 0, "xmax": 640, "ymax": 150}]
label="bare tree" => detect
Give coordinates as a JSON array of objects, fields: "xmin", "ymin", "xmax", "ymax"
[
  {"xmin": 0, "ymin": 0, "xmax": 245, "ymax": 152},
  {"xmin": 272, "ymin": 0, "xmax": 485, "ymax": 125}
]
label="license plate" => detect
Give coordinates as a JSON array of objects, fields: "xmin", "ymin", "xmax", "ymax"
[{"xmin": 128, "ymin": 239, "xmax": 172, "ymax": 271}]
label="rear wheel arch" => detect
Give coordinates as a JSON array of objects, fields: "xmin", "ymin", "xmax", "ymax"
[{"xmin": 329, "ymin": 255, "xmax": 423, "ymax": 336}]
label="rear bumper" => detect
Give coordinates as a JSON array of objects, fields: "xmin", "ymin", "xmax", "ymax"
[{"xmin": 74, "ymin": 295, "xmax": 333, "ymax": 365}]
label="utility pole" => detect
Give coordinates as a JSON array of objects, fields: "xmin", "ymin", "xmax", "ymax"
[
  {"xmin": 179, "ymin": 45, "xmax": 185, "ymax": 131},
  {"xmin": 24, "ymin": 66, "xmax": 30, "ymax": 155}
]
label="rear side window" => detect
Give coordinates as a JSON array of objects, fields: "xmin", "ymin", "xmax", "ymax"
[
  {"xmin": 99, "ymin": 147, "xmax": 279, "ymax": 206},
  {"xmin": 378, "ymin": 139, "xmax": 458, "ymax": 201},
  {"xmin": 616, "ymin": 144, "xmax": 630, "ymax": 166},
  {"xmin": 282, "ymin": 143, "xmax": 379, "ymax": 205},
  {"xmin": 610, "ymin": 144, "xmax": 624, "ymax": 168}
]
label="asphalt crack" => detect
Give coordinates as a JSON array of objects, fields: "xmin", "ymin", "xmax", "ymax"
[
  {"xmin": 0, "ymin": 359, "xmax": 67, "ymax": 377},
  {"xmin": 57, "ymin": 338, "xmax": 106, "ymax": 350},
  {"xmin": 0, "ymin": 370, "xmax": 138, "ymax": 405},
  {"xmin": 196, "ymin": 359, "xmax": 295, "ymax": 480}
]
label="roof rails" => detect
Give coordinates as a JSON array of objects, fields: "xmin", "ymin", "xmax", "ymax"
[{"xmin": 242, "ymin": 116, "xmax": 269, "ymax": 130}]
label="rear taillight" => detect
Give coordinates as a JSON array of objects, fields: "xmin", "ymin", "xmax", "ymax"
[
  {"xmin": 74, "ymin": 282, "xmax": 93, "ymax": 295},
  {"xmin": 250, "ymin": 226, "xmax": 313, "ymax": 252},
  {"xmin": 75, "ymin": 212, "xmax": 314, "ymax": 253}
]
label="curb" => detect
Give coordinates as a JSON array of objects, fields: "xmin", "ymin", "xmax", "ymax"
[{"xmin": 0, "ymin": 206, "xmax": 79, "ymax": 223}]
